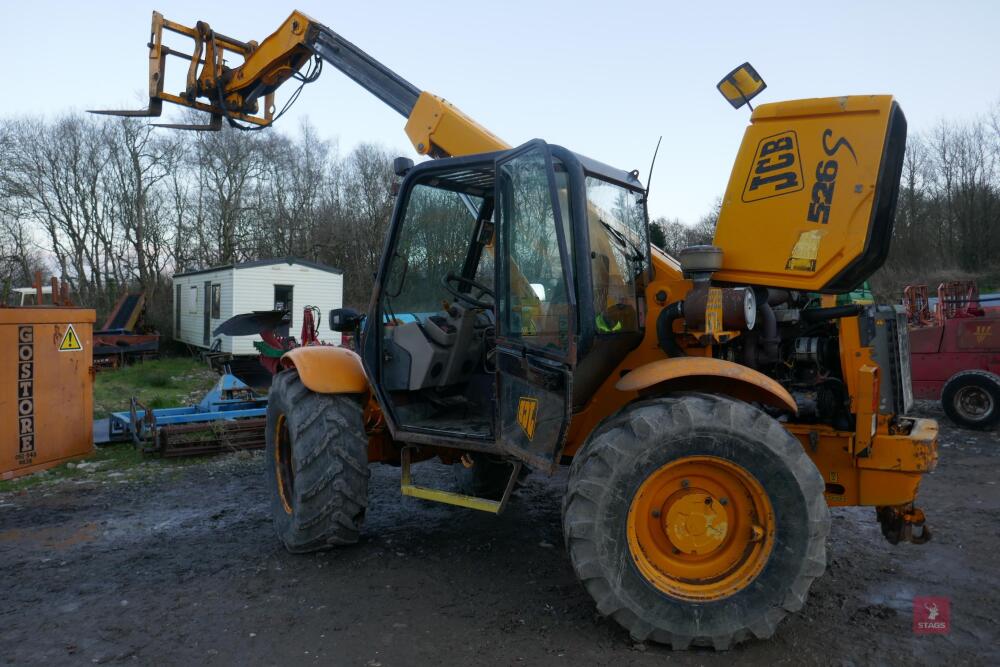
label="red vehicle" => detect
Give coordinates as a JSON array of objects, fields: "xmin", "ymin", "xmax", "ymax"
[{"xmin": 905, "ymin": 281, "xmax": 1000, "ymax": 429}]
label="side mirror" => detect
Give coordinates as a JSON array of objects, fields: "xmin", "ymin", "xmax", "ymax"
[
  {"xmin": 393, "ymin": 157, "xmax": 414, "ymax": 177},
  {"xmin": 717, "ymin": 62, "xmax": 766, "ymax": 110},
  {"xmin": 329, "ymin": 307, "xmax": 361, "ymax": 332}
]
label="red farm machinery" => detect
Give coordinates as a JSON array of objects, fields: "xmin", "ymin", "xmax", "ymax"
[{"xmin": 905, "ymin": 281, "xmax": 1000, "ymax": 429}]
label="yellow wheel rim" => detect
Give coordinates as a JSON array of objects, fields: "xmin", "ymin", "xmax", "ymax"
[
  {"xmin": 273, "ymin": 413, "xmax": 294, "ymax": 515},
  {"xmin": 626, "ymin": 455, "xmax": 774, "ymax": 601}
]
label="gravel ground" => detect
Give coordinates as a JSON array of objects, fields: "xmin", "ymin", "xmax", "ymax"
[{"xmin": 1, "ymin": 401, "xmax": 997, "ymax": 665}]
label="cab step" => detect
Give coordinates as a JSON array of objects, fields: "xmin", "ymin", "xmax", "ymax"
[{"xmin": 400, "ymin": 446, "xmax": 521, "ymax": 514}]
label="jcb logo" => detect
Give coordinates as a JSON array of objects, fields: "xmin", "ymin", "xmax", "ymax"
[
  {"xmin": 517, "ymin": 397, "xmax": 538, "ymax": 440},
  {"xmin": 743, "ymin": 130, "xmax": 803, "ymax": 202}
]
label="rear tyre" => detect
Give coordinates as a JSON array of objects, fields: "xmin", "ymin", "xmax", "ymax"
[
  {"xmin": 452, "ymin": 453, "xmax": 528, "ymax": 501},
  {"xmin": 941, "ymin": 370, "xmax": 1000, "ymax": 430},
  {"xmin": 265, "ymin": 369, "xmax": 369, "ymax": 553},
  {"xmin": 563, "ymin": 394, "xmax": 829, "ymax": 650}
]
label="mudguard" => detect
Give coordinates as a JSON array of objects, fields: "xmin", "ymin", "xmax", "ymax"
[
  {"xmin": 616, "ymin": 357, "xmax": 797, "ymax": 414},
  {"xmin": 281, "ymin": 346, "xmax": 369, "ymax": 394}
]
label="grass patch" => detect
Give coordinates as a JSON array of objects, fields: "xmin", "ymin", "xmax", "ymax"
[
  {"xmin": 93, "ymin": 356, "xmax": 219, "ymax": 420},
  {"xmin": 0, "ymin": 441, "xmax": 249, "ymax": 494},
  {"xmin": 0, "ymin": 444, "xmax": 147, "ymax": 493},
  {"xmin": 0, "ymin": 442, "xmax": 221, "ymax": 494},
  {"xmin": 145, "ymin": 372, "xmax": 175, "ymax": 388}
]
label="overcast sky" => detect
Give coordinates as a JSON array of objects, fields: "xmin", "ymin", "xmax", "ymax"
[{"xmin": 2, "ymin": 0, "xmax": 997, "ymax": 224}]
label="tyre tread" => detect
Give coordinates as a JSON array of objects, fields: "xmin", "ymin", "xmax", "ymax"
[
  {"xmin": 562, "ymin": 394, "xmax": 829, "ymax": 650},
  {"xmin": 266, "ymin": 370, "xmax": 369, "ymax": 553}
]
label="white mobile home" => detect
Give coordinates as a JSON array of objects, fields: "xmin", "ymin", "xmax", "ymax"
[{"xmin": 172, "ymin": 258, "xmax": 344, "ymax": 355}]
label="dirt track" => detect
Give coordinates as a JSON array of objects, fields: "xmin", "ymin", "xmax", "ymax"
[{"xmin": 1, "ymin": 401, "xmax": 998, "ymax": 665}]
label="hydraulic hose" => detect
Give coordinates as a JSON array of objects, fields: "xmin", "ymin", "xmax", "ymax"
[
  {"xmin": 657, "ymin": 301, "xmax": 686, "ymax": 358},
  {"xmin": 758, "ymin": 301, "xmax": 780, "ymax": 364}
]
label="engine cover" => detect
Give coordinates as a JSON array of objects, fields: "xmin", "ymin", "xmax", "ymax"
[{"xmin": 712, "ymin": 96, "xmax": 906, "ymax": 293}]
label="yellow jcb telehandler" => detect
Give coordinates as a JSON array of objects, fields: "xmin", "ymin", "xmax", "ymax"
[{"xmin": 95, "ymin": 11, "xmax": 938, "ymax": 649}]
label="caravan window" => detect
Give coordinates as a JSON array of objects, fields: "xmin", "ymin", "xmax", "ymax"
[
  {"xmin": 188, "ymin": 286, "xmax": 198, "ymax": 314},
  {"xmin": 274, "ymin": 285, "xmax": 293, "ymax": 312}
]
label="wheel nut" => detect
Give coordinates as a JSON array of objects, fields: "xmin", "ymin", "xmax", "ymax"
[{"xmin": 681, "ymin": 479, "xmax": 689, "ymax": 488}]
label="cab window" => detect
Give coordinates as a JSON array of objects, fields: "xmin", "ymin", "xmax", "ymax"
[
  {"xmin": 498, "ymin": 149, "xmax": 572, "ymax": 350},
  {"xmin": 383, "ymin": 184, "xmax": 484, "ymax": 318},
  {"xmin": 585, "ymin": 177, "xmax": 648, "ymax": 334}
]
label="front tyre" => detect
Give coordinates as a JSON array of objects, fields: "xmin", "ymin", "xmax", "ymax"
[
  {"xmin": 265, "ymin": 369, "xmax": 370, "ymax": 553},
  {"xmin": 563, "ymin": 394, "xmax": 829, "ymax": 650}
]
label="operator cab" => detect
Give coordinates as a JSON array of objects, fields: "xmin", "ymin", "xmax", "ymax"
[{"xmin": 361, "ymin": 140, "xmax": 650, "ymax": 467}]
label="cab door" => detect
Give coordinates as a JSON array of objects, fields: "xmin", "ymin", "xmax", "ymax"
[{"xmin": 494, "ymin": 141, "xmax": 576, "ymax": 471}]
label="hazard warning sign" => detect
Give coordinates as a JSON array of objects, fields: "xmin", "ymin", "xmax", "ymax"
[{"xmin": 59, "ymin": 324, "xmax": 83, "ymax": 352}]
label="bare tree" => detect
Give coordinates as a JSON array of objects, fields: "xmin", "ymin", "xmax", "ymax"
[
  {"xmin": 0, "ymin": 115, "xmax": 113, "ymax": 306},
  {"xmin": 104, "ymin": 117, "xmax": 183, "ymax": 309},
  {"xmin": 336, "ymin": 142, "xmax": 396, "ymax": 306},
  {"xmin": 189, "ymin": 126, "xmax": 265, "ymax": 265},
  {"xmin": 650, "ymin": 199, "xmax": 719, "ymax": 256}
]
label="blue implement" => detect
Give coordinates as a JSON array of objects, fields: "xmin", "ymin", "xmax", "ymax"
[{"xmin": 108, "ymin": 373, "xmax": 268, "ymax": 455}]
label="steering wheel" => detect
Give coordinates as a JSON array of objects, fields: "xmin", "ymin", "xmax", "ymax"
[{"xmin": 442, "ymin": 273, "xmax": 494, "ymax": 309}]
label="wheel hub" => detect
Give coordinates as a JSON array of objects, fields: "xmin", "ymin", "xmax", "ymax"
[
  {"xmin": 956, "ymin": 385, "xmax": 992, "ymax": 420},
  {"xmin": 626, "ymin": 456, "xmax": 775, "ymax": 601},
  {"xmin": 664, "ymin": 492, "xmax": 728, "ymax": 554}
]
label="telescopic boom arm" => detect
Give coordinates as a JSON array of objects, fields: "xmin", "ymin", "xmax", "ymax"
[{"xmin": 92, "ymin": 10, "xmax": 508, "ymax": 157}]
